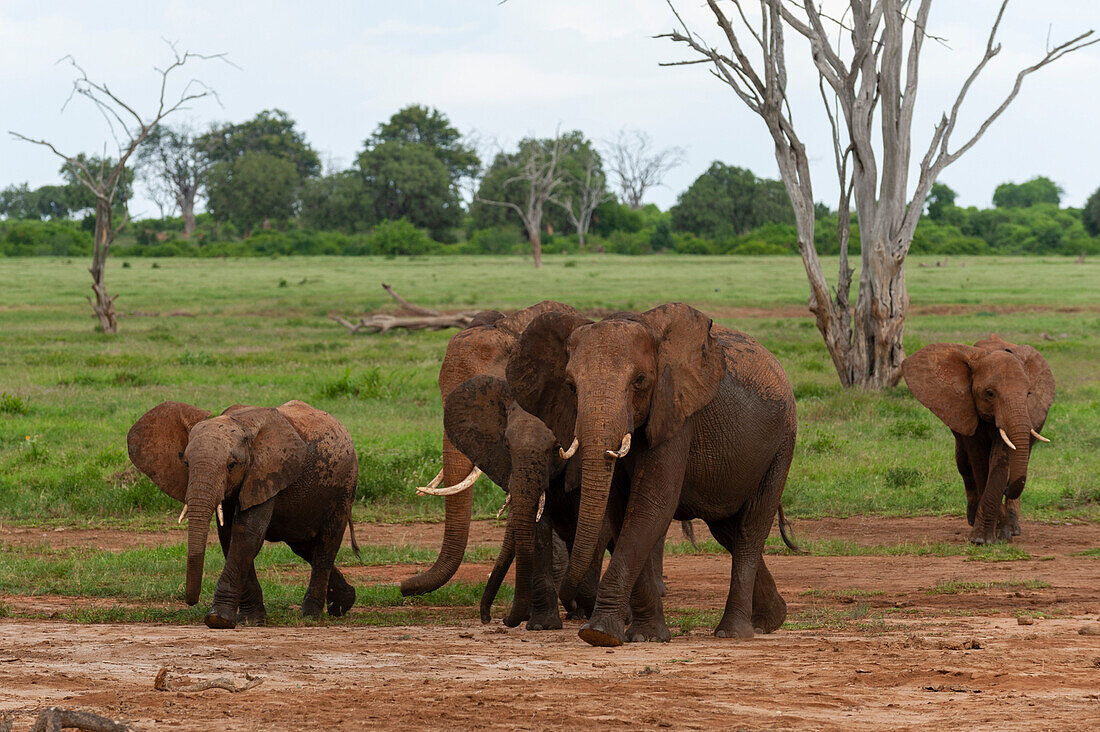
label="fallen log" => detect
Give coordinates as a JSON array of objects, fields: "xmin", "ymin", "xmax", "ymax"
[
  {"xmin": 331, "ymin": 283, "xmax": 479, "ymax": 335},
  {"xmin": 153, "ymin": 667, "xmax": 263, "ymax": 693}
]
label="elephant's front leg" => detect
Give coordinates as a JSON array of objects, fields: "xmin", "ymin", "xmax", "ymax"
[
  {"xmin": 955, "ymin": 439, "xmax": 981, "ymax": 526},
  {"xmin": 969, "ymin": 444, "xmax": 1011, "ymax": 545},
  {"xmin": 216, "ymin": 502, "xmax": 266, "ymax": 626},
  {"xmin": 579, "ymin": 433, "xmax": 687, "ymax": 648},
  {"xmin": 527, "ymin": 511, "xmax": 563, "ymax": 630},
  {"xmin": 1001, "ymin": 496, "xmax": 1022, "ymax": 538},
  {"xmin": 207, "ymin": 501, "xmax": 274, "ymax": 629}
]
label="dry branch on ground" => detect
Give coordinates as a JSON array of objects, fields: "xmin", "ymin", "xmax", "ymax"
[
  {"xmin": 330, "ymin": 283, "xmax": 480, "ymax": 334},
  {"xmin": 153, "ymin": 667, "xmax": 263, "ymax": 693}
]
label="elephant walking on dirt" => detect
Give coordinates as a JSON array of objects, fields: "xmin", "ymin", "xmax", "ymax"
[
  {"xmin": 509, "ymin": 303, "xmax": 796, "ymax": 646},
  {"xmin": 127, "ymin": 400, "xmax": 359, "ymax": 628},
  {"xmin": 902, "ymin": 334, "xmax": 1055, "ymax": 544}
]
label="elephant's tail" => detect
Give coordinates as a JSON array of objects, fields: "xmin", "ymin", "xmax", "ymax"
[
  {"xmin": 680, "ymin": 519, "xmax": 697, "ymax": 548},
  {"xmin": 348, "ymin": 518, "xmax": 361, "ymax": 560},
  {"xmin": 777, "ymin": 504, "xmax": 805, "ymax": 554}
]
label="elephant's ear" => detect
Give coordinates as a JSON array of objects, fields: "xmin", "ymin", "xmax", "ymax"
[
  {"xmin": 443, "ymin": 375, "xmax": 513, "ymax": 489},
  {"xmin": 506, "ymin": 310, "xmax": 591, "ymax": 448},
  {"xmin": 636, "ymin": 303, "xmax": 724, "ymax": 447},
  {"xmin": 1009, "ymin": 345, "xmax": 1056, "ymax": 428},
  {"xmin": 901, "ymin": 343, "xmax": 983, "ymax": 435},
  {"xmin": 239, "ymin": 409, "xmax": 307, "ymax": 511},
  {"xmin": 468, "ymin": 310, "xmax": 505, "ymax": 328},
  {"xmin": 127, "ymin": 401, "xmax": 211, "ymax": 502}
]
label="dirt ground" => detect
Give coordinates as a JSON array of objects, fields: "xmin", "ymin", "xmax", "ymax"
[{"xmin": 2, "ymin": 517, "xmax": 1099, "ymax": 730}]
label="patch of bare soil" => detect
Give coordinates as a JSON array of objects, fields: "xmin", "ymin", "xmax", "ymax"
[{"xmin": 2, "ymin": 517, "xmax": 1099, "ymax": 730}]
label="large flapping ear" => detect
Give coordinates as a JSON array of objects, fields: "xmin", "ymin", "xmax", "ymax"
[
  {"xmin": 506, "ymin": 310, "xmax": 592, "ymax": 448},
  {"xmin": 1011, "ymin": 345, "xmax": 1056, "ymax": 428},
  {"xmin": 901, "ymin": 343, "xmax": 983, "ymax": 435},
  {"xmin": 443, "ymin": 375, "xmax": 513, "ymax": 489},
  {"xmin": 635, "ymin": 303, "xmax": 724, "ymax": 447},
  {"xmin": 974, "ymin": 335, "xmax": 1056, "ymax": 428},
  {"xmin": 237, "ymin": 408, "xmax": 307, "ymax": 511},
  {"xmin": 126, "ymin": 401, "xmax": 211, "ymax": 502}
]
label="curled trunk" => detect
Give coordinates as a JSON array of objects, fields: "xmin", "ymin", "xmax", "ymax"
[
  {"xmin": 480, "ymin": 521, "xmax": 515, "ymax": 623},
  {"xmin": 400, "ymin": 439, "xmax": 473, "ymax": 596}
]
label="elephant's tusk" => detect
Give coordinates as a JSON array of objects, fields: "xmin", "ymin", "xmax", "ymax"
[
  {"xmin": 496, "ymin": 493, "xmax": 510, "ymax": 519},
  {"xmin": 418, "ymin": 467, "xmax": 482, "ymax": 496},
  {"xmin": 177, "ymin": 504, "xmax": 189, "ymax": 524},
  {"xmin": 536, "ymin": 492, "xmax": 546, "ymax": 523},
  {"xmin": 559, "ymin": 437, "xmax": 579, "ymax": 460},
  {"xmin": 415, "ymin": 467, "xmax": 444, "ymax": 493},
  {"xmin": 1030, "ymin": 429, "xmax": 1050, "ymax": 443},
  {"xmin": 606, "ymin": 433, "xmax": 631, "ymax": 459},
  {"xmin": 999, "ymin": 428, "xmax": 1017, "ymax": 451},
  {"xmin": 216, "ymin": 504, "xmax": 224, "ymax": 526}
]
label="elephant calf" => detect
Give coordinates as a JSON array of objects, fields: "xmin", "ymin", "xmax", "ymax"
[{"xmin": 127, "ymin": 400, "xmax": 359, "ymax": 628}]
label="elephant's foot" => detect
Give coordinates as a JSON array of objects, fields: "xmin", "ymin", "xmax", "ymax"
[
  {"xmin": 564, "ymin": 604, "xmax": 588, "ymax": 621},
  {"xmin": 237, "ymin": 607, "xmax": 267, "ymax": 626},
  {"xmin": 204, "ymin": 606, "xmax": 237, "ymax": 630},
  {"xmin": 968, "ymin": 524, "xmax": 1005, "ymax": 545},
  {"xmin": 751, "ymin": 598, "xmax": 787, "ymax": 635},
  {"xmin": 527, "ymin": 609, "xmax": 563, "ymax": 631},
  {"xmin": 714, "ymin": 614, "xmax": 755, "ymax": 640},
  {"xmin": 578, "ymin": 613, "xmax": 626, "ymax": 647},
  {"xmin": 300, "ymin": 597, "xmax": 325, "ymax": 619},
  {"xmin": 626, "ymin": 617, "xmax": 671, "ymax": 643},
  {"xmin": 327, "ymin": 584, "xmax": 356, "ymax": 617}
]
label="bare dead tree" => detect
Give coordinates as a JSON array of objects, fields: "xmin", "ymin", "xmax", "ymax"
[
  {"xmin": 476, "ymin": 135, "xmax": 568, "ymax": 268},
  {"xmin": 10, "ymin": 44, "xmax": 225, "ymax": 333},
  {"xmin": 549, "ymin": 149, "xmax": 612, "ymax": 249},
  {"xmin": 136, "ymin": 122, "xmax": 212, "ymax": 236},
  {"xmin": 661, "ymin": 1, "xmax": 1096, "ymax": 388},
  {"xmin": 604, "ymin": 128, "xmax": 685, "ymax": 209}
]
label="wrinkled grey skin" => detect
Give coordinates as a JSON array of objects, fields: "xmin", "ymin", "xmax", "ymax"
[{"xmin": 127, "ymin": 400, "xmax": 358, "ymax": 629}]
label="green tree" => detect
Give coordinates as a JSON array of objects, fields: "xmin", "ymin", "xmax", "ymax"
[
  {"xmin": 366, "ymin": 105, "xmax": 478, "ymax": 188},
  {"xmin": 670, "ymin": 162, "xmax": 794, "ymax": 239},
  {"xmin": 299, "ymin": 171, "xmax": 374, "ymax": 232},
  {"xmin": 1083, "ymin": 186, "xmax": 1100, "ymax": 237},
  {"xmin": 992, "ymin": 176, "xmax": 1062, "ymax": 208},
  {"xmin": 206, "ymin": 152, "xmax": 298, "ymax": 234},
  {"xmin": 925, "ymin": 182, "xmax": 957, "ymax": 221},
  {"xmin": 199, "ymin": 110, "xmax": 320, "ymax": 178},
  {"xmin": 357, "ymin": 141, "xmax": 459, "ymax": 235},
  {"xmin": 135, "ymin": 123, "xmax": 211, "ymax": 235}
]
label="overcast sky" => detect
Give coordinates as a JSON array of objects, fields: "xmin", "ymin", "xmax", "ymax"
[{"xmin": 2, "ymin": 1, "xmax": 1097, "ymax": 219}]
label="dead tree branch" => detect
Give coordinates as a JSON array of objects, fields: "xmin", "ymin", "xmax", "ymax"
[
  {"xmin": 153, "ymin": 667, "xmax": 263, "ymax": 693},
  {"xmin": 381, "ymin": 283, "xmax": 440, "ymax": 316},
  {"xmin": 3, "ymin": 707, "xmax": 135, "ymax": 732},
  {"xmin": 331, "ymin": 283, "xmax": 477, "ymax": 334}
]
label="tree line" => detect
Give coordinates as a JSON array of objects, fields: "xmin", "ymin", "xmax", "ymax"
[{"xmin": 4, "ymin": 103, "xmax": 1098, "ymax": 260}]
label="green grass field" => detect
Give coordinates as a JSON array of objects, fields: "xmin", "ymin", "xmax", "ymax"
[{"xmin": 1, "ymin": 254, "xmax": 1098, "ymax": 527}]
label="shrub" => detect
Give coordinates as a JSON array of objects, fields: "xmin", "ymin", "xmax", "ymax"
[
  {"xmin": 0, "ymin": 220, "xmax": 93, "ymax": 256},
  {"xmin": 467, "ymin": 225, "xmax": 525, "ymax": 254},
  {"xmin": 363, "ymin": 218, "xmax": 434, "ymax": 256},
  {"xmin": 0, "ymin": 392, "xmax": 28, "ymax": 414}
]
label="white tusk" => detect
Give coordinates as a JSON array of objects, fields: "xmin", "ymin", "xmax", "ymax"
[
  {"xmin": 536, "ymin": 492, "xmax": 546, "ymax": 523},
  {"xmin": 1030, "ymin": 429, "xmax": 1050, "ymax": 443},
  {"xmin": 216, "ymin": 504, "xmax": 224, "ymax": 526},
  {"xmin": 999, "ymin": 428, "xmax": 1017, "ymax": 451},
  {"xmin": 177, "ymin": 504, "xmax": 188, "ymax": 524},
  {"xmin": 559, "ymin": 437, "xmax": 579, "ymax": 460},
  {"xmin": 606, "ymin": 433, "xmax": 632, "ymax": 458},
  {"xmin": 415, "ymin": 467, "xmax": 444, "ymax": 493},
  {"xmin": 418, "ymin": 467, "xmax": 482, "ymax": 496},
  {"xmin": 496, "ymin": 493, "xmax": 510, "ymax": 519}
]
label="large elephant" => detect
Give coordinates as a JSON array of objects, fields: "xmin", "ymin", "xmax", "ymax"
[
  {"xmin": 400, "ymin": 301, "xmax": 582, "ymax": 597},
  {"xmin": 127, "ymin": 400, "xmax": 359, "ymax": 628},
  {"xmin": 508, "ymin": 303, "xmax": 796, "ymax": 647},
  {"xmin": 442, "ymin": 374, "xmax": 599, "ymax": 629},
  {"xmin": 901, "ymin": 334, "xmax": 1055, "ymax": 544}
]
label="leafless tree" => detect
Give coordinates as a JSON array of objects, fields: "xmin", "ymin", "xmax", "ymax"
[
  {"xmin": 604, "ymin": 128, "xmax": 685, "ymax": 209},
  {"xmin": 10, "ymin": 44, "xmax": 225, "ymax": 333},
  {"xmin": 550, "ymin": 148, "xmax": 612, "ymax": 250},
  {"xmin": 136, "ymin": 122, "xmax": 213, "ymax": 236},
  {"xmin": 661, "ymin": 1, "xmax": 1096, "ymax": 388},
  {"xmin": 476, "ymin": 135, "xmax": 568, "ymax": 268}
]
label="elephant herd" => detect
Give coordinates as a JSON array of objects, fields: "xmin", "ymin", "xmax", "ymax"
[{"xmin": 126, "ymin": 300, "xmax": 1054, "ymax": 647}]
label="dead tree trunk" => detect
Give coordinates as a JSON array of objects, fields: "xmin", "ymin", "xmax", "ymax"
[{"xmin": 89, "ymin": 198, "xmax": 119, "ymax": 333}]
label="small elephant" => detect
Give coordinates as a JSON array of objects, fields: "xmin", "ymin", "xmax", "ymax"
[
  {"xmin": 902, "ymin": 334, "xmax": 1055, "ymax": 544},
  {"xmin": 127, "ymin": 400, "xmax": 359, "ymax": 628},
  {"xmin": 442, "ymin": 374, "xmax": 602, "ymax": 630},
  {"xmin": 509, "ymin": 303, "xmax": 796, "ymax": 646}
]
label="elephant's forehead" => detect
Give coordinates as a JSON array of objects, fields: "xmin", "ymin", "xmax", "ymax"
[
  {"xmin": 569, "ymin": 319, "xmax": 650, "ymax": 355},
  {"xmin": 189, "ymin": 418, "xmax": 245, "ymax": 441},
  {"xmin": 975, "ymin": 350, "xmax": 1026, "ymax": 378}
]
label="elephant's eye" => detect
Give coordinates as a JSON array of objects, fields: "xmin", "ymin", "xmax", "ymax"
[
  {"xmin": 984, "ymin": 388, "xmax": 995, "ymax": 399},
  {"xmin": 227, "ymin": 461, "xmax": 237, "ymax": 471},
  {"xmin": 632, "ymin": 373, "xmax": 647, "ymax": 389}
]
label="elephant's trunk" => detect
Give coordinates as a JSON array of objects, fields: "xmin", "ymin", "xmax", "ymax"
[
  {"xmin": 183, "ymin": 461, "xmax": 222, "ymax": 606},
  {"xmin": 480, "ymin": 516, "xmax": 515, "ymax": 623},
  {"xmin": 401, "ymin": 438, "xmax": 473, "ymax": 596},
  {"xmin": 1001, "ymin": 402, "xmax": 1033, "ymax": 500},
  {"xmin": 560, "ymin": 409, "xmax": 626, "ymax": 603}
]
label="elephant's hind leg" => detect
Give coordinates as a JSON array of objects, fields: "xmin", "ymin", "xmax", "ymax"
[
  {"xmin": 956, "ymin": 441, "xmax": 980, "ymax": 526},
  {"xmin": 326, "ymin": 566, "xmax": 356, "ymax": 617},
  {"xmin": 751, "ymin": 558, "xmax": 786, "ymax": 634}
]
